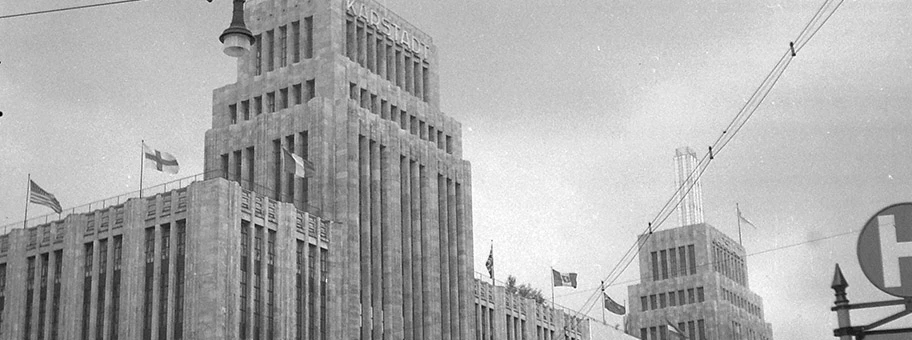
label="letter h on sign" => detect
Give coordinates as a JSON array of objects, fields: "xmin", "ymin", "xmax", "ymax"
[{"xmin": 879, "ymin": 215, "xmax": 912, "ymax": 288}]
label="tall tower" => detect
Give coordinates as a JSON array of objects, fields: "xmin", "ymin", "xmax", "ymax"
[
  {"xmin": 203, "ymin": 1, "xmax": 475, "ymax": 339},
  {"xmin": 675, "ymin": 147, "xmax": 704, "ymax": 227}
]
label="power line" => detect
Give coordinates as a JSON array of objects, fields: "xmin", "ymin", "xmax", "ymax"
[
  {"xmin": 554, "ymin": 0, "xmax": 847, "ymax": 337},
  {"xmin": 0, "ymin": 0, "xmax": 144, "ymax": 20}
]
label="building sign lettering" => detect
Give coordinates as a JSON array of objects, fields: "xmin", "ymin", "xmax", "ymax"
[{"xmin": 346, "ymin": 0, "xmax": 429, "ymax": 57}]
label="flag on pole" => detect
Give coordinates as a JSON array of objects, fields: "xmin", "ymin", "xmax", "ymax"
[
  {"xmin": 282, "ymin": 148, "xmax": 315, "ymax": 178},
  {"xmin": 666, "ymin": 318, "xmax": 687, "ymax": 339},
  {"xmin": 143, "ymin": 143, "xmax": 179, "ymax": 174},
  {"xmin": 29, "ymin": 180, "xmax": 62, "ymax": 214},
  {"xmin": 551, "ymin": 269, "xmax": 578, "ymax": 288},
  {"xmin": 485, "ymin": 245, "xmax": 494, "ymax": 279},
  {"xmin": 603, "ymin": 293, "xmax": 626, "ymax": 315},
  {"xmin": 737, "ymin": 204, "xmax": 756, "ymax": 229}
]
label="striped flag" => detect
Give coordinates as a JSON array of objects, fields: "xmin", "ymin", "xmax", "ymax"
[
  {"xmin": 282, "ymin": 148, "xmax": 315, "ymax": 178},
  {"xmin": 485, "ymin": 245, "xmax": 494, "ymax": 279},
  {"xmin": 143, "ymin": 143, "xmax": 179, "ymax": 174},
  {"xmin": 30, "ymin": 180, "xmax": 62, "ymax": 214},
  {"xmin": 666, "ymin": 318, "xmax": 687, "ymax": 339}
]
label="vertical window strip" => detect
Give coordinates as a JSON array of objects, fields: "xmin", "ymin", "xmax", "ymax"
[
  {"xmin": 0, "ymin": 264, "xmax": 6, "ymax": 338},
  {"xmin": 174, "ymin": 220, "xmax": 186, "ymax": 340},
  {"xmin": 240, "ymin": 221, "xmax": 250, "ymax": 339},
  {"xmin": 267, "ymin": 230, "xmax": 276, "ymax": 339},
  {"xmin": 296, "ymin": 241, "xmax": 304, "ymax": 340},
  {"xmin": 254, "ymin": 226, "xmax": 264, "ymax": 340},
  {"xmin": 38, "ymin": 254, "xmax": 49, "ymax": 340},
  {"xmin": 279, "ymin": 25, "xmax": 287, "ymax": 68},
  {"xmin": 96, "ymin": 240, "xmax": 108, "ymax": 340},
  {"xmin": 255, "ymin": 34, "xmax": 262, "ymax": 76},
  {"xmin": 81, "ymin": 245, "xmax": 92, "ymax": 340},
  {"xmin": 320, "ymin": 248, "xmax": 328, "ymax": 340},
  {"xmin": 159, "ymin": 225, "xmax": 171, "ymax": 340},
  {"xmin": 304, "ymin": 16, "xmax": 313, "ymax": 59},
  {"xmin": 292, "ymin": 21, "xmax": 300, "ymax": 63},
  {"xmin": 143, "ymin": 228, "xmax": 155, "ymax": 340},
  {"xmin": 308, "ymin": 245, "xmax": 316, "ymax": 340},
  {"xmin": 111, "ymin": 238, "xmax": 122, "ymax": 340}
]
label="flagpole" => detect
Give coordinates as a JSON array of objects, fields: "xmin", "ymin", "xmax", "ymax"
[
  {"xmin": 601, "ymin": 280, "xmax": 606, "ymax": 325},
  {"xmin": 23, "ymin": 173, "xmax": 31, "ymax": 230},
  {"xmin": 140, "ymin": 140, "xmax": 145, "ymax": 198},
  {"xmin": 736, "ymin": 203, "xmax": 742, "ymax": 245}
]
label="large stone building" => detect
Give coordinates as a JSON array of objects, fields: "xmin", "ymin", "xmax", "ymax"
[
  {"xmin": 625, "ymin": 148, "xmax": 772, "ymax": 340},
  {"xmin": 1, "ymin": 0, "xmax": 475, "ymax": 339}
]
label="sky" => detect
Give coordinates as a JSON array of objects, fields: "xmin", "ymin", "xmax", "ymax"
[{"xmin": 2, "ymin": 0, "xmax": 912, "ymax": 338}]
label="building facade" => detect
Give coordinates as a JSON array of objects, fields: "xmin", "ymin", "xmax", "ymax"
[
  {"xmin": 473, "ymin": 279, "xmax": 589, "ymax": 340},
  {"xmin": 625, "ymin": 223, "xmax": 773, "ymax": 340},
  {"xmin": 205, "ymin": 0, "xmax": 476, "ymax": 339},
  {"xmin": 0, "ymin": 178, "xmax": 332, "ymax": 339}
]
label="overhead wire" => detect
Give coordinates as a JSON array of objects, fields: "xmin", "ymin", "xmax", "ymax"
[
  {"xmin": 0, "ymin": 0, "xmax": 144, "ymax": 20},
  {"xmin": 553, "ymin": 0, "xmax": 847, "ymax": 337}
]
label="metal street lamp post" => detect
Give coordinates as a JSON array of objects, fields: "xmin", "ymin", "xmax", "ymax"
[{"xmin": 211, "ymin": 0, "xmax": 255, "ymax": 57}]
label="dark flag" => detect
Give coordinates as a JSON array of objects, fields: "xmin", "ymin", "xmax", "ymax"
[
  {"xmin": 551, "ymin": 269, "xmax": 578, "ymax": 288},
  {"xmin": 603, "ymin": 293, "xmax": 626, "ymax": 315},
  {"xmin": 485, "ymin": 245, "xmax": 494, "ymax": 279},
  {"xmin": 29, "ymin": 180, "xmax": 62, "ymax": 213}
]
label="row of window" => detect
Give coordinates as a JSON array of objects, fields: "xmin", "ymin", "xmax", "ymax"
[
  {"xmin": 732, "ymin": 320, "xmax": 769, "ymax": 340},
  {"xmin": 649, "ymin": 244, "xmax": 696, "ymax": 282},
  {"xmin": 350, "ymin": 83, "xmax": 453, "ymax": 154},
  {"xmin": 713, "ymin": 241, "xmax": 747, "ymax": 286},
  {"xmin": 345, "ymin": 15, "xmax": 430, "ymax": 102},
  {"xmin": 253, "ymin": 17, "xmax": 314, "ymax": 76},
  {"xmin": 142, "ymin": 221, "xmax": 187, "ymax": 340},
  {"xmin": 640, "ymin": 286, "xmax": 705, "ymax": 312},
  {"xmin": 722, "ymin": 287, "xmax": 763, "ymax": 319},
  {"xmin": 639, "ymin": 319, "xmax": 705, "ymax": 340},
  {"xmin": 228, "ymin": 79, "xmax": 316, "ymax": 125},
  {"xmin": 218, "ymin": 131, "xmax": 311, "ymax": 209}
]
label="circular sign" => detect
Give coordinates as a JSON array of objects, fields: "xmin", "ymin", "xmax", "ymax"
[{"xmin": 858, "ymin": 203, "xmax": 912, "ymax": 297}]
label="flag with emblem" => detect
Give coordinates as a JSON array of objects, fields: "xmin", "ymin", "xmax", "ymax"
[
  {"xmin": 143, "ymin": 143, "xmax": 179, "ymax": 174},
  {"xmin": 551, "ymin": 269, "xmax": 578, "ymax": 288},
  {"xmin": 29, "ymin": 179, "xmax": 62, "ymax": 214}
]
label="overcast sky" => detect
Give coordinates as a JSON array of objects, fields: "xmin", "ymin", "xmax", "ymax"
[{"xmin": 3, "ymin": 0, "xmax": 912, "ymax": 338}]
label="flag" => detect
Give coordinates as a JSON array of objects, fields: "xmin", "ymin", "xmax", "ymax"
[
  {"xmin": 551, "ymin": 269, "xmax": 578, "ymax": 288},
  {"xmin": 485, "ymin": 245, "xmax": 494, "ymax": 279},
  {"xmin": 737, "ymin": 204, "xmax": 756, "ymax": 229},
  {"xmin": 143, "ymin": 143, "xmax": 179, "ymax": 174},
  {"xmin": 282, "ymin": 148, "xmax": 315, "ymax": 178},
  {"xmin": 30, "ymin": 180, "xmax": 62, "ymax": 214},
  {"xmin": 603, "ymin": 293, "xmax": 626, "ymax": 315},
  {"xmin": 666, "ymin": 318, "xmax": 687, "ymax": 339}
]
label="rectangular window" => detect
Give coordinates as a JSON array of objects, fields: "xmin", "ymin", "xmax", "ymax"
[
  {"xmin": 679, "ymin": 246, "xmax": 687, "ymax": 276},
  {"xmin": 678, "ymin": 289, "xmax": 685, "ymax": 305},
  {"xmin": 296, "ymin": 241, "xmax": 305, "ymax": 340},
  {"xmin": 640, "ymin": 296, "xmax": 648, "ymax": 311},
  {"xmin": 308, "ymin": 245, "xmax": 316, "ymax": 340},
  {"xmin": 366, "ymin": 29, "xmax": 375, "ymax": 72},
  {"xmin": 698, "ymin": 319, "xmax": 706, "ymax": 340},
  {"xmin": 246, "ymin": 146, "xmax": 255, "ymax": 191},
  {"xmin": 273, "ymin": 139, "xmax": 282, "ymax": 200},
  {"xmin": 305, "ymin": 79, "xmax": 315, "ymax": 102},
  {"xmin": 446, "ymin": 135, "xmax": 453, "ymax": 154},
  {"xmin": 669, "ymin": 291, "xmax": 676, "ymax": 307},
  {"xmin": 82, "ymin": 243, "xmax": 92, "ymax": 340},
  {"xmin": 649, "ymin": 294, "xmax": 657, "ymax": 310},
  {"xmin": 688, "ymin": 245, "xmax": 696, "ymax": 274},
  {"xmin": 350, "ymin": 83, "xmax": 358, "ymax": 102},
  {"xmin": 230, "ymin": 104, "xmax": 238, "ymax": 124},
  {"xmin": 660, "ymin": 249, "xmax": 668, "ymax": 280},
  {"xmin": 286, "ymin": 135, "xmax": 296, "ymax": 203},
  {"xmin": 640, "ymin": 329, "xmax": 647, "ymax": 340},
  {"xmin": 356, "ymin": 23, "xmax": 365, "ymax": 67},
  {"xmin": 221, "ymin": 154, "xmax": 229, "ymax": 179},
  {"xmin": 414, "ymin": 60, "xmax": 421, "ymax": 98},
  {"xmin": 38, "ymin": 254, "xmax": 48, "ymax": 340},
  {"xmin": 267, "ymin": 92, "xmax": 275, "ymax": 113},
  {"xmin": 266, "ymin": 30, "xmax": 274, "ymax": 71},
  {"xmin": 410, "ymin": 115, "xmax": 418, "ymax": 135},
  {"xmin": 687, "ymin": 288, "xmax": 695, "ymax": 304},
  {"xmin": 395, "ymin": 48, "xmax": 403, "ymax": 87},
  {"xmin": 399, "ymin": 109, "xmax": 407, "ymax": 131},
  {"xmin": 293, "ymin": 84, "xmax": 302, "ymax": 105},
  {"xmin": 110, "ymin": 238, "xmax": 122, "ymax": 340},
  {"xmin": 404, "ymin": 54, "xmax": 413, "ymax": 94},
  {"xmin": 650, "ymin": 327, "xmax": 657, "ymax": 340},
  {"xmin": 697, "ymin": 287, "xmax": 705, "ymax": 302},
  {"xmin": 50, "ymin": 251, "xmax": 63, "ymax": 340},
  {"xmin": 659, "ymin": 293, "xmax": 666, "ymax": 308},
  {"xmin": 688, "ymin": 321, "xmax": 696, "ymax": 340},
  {"xmin": 345, "ymin": 18, "xmax": 355, "ymax": 61},
  {"xmin": 381, "ymin": 99, "xmax": 389, "ymax": 120},
  {"xmin": 280, "ymin": 88, "xmax": 288, "ymax": 110},
  {"xmin": 428, "ymin": 126, "xmax": 436, "ymax": 143},
  {"xmin": 304, "ymin": 16, "xmax": 314, "ymax": 59},
  {"xmin": 242, "ymin": 100, "xmax": 250, "ymax": 121},
  {"xmin": 267, "ymin": 230, "xmax": 276, "ymax": 339},
  {"xmin": 423, "ymin": 63, "xmax": 430, "ymax": 101},
  {"xmin": 240, "ymin": 221, "xmax": 250, "ymax": 339},
  {"xmin": 254, "ymin": 226, "xmax": 264, "ymax": 340},
  {"xmin": 651, "ymin": 251, "xmax": 659, "ymax": 282},
  {"xmin": 299, "ymin": 131, "xmax": 309, "ymax": 210},
  {"xmin": 279, "ymin": 25, "xmax": 287, "ymax": 68},
  {"xmin": 254, "ymin": 96, "xmax": 262, "ymax": 116},
  {"xmin": 371, "ymin": 93, "xmax": 379, "ymax": 115},
  {"xmin": 255, "ymin": 34, "xmax": 262, "ymax": 76},
  {"xmin": 669, "ymin": 248, "xmax": 678, "ymax": 277},
  {"xmin": 292, "ymin": 21, "xmax": 300, "ymax": 63}
]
